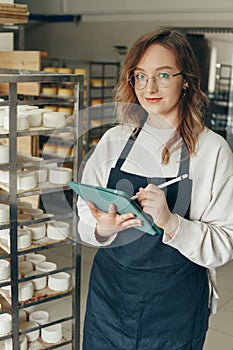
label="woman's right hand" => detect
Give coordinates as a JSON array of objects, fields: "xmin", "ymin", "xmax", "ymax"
[{"xmin": 86, "ymin": 201, "xmax": 142, "ymax": 239}]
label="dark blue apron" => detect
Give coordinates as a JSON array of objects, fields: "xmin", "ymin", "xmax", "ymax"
[{"xmin": 83, "ymin": 128, "xmax": 210, "ymax": 350}]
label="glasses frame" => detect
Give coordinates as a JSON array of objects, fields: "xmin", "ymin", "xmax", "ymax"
[{"xmin": 129, "ymin": 71, "xmax": 182, "ymax": 90}]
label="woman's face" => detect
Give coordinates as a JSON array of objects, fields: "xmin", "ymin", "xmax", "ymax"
[{"xmin": 133, "ymin": 43, "xmax": 187, "ymax": 127}]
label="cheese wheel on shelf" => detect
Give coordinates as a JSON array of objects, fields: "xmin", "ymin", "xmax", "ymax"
[
  {"xmin": 41, "ymin": 87, "xmax": 57, "ymax": 96},
  {"xmin": 57, "ymin": 88, "xmax": 74, "ymax": 98},
  {"xmin": 57, "ymin": 67, "xmax": 73, "ymax": 74},
  {"xmin": 43, "ymin": 67, "xmax": 57, "ymax": 73}
]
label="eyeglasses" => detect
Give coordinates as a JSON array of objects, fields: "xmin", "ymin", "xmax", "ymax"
[{"xmin": 129, "ymin": 71, "xmax": 182, "ymax": 89}]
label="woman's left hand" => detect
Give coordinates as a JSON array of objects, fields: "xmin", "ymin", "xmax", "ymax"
[{"xmin": 136, "ymin": 184, "xmax": 178, "ymax": 235}]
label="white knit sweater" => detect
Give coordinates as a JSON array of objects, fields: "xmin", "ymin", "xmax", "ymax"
[{"xmin": 77, "ymin": 122, "xmax": 233, "ymax": 312}]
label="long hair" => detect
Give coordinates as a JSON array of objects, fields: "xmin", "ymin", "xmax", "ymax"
[{"xmin": 113, "ymin": 28, "xmax": 209, "ymax": 164}]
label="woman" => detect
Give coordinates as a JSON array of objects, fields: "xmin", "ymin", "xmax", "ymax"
[{"xmin": 78, "ymin": 28, "xmax": 233, "ymax": 349}]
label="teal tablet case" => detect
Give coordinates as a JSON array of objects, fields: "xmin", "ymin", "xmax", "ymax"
[{"xmin": 68, "ymin": 181, "xmax": 163, "ymax": 236}]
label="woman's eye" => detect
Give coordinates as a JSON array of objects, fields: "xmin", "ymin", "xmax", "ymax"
[
  {"xmin": 159, "ymin": 72, "xmax": 170, "ymax": 79},
  {"xmin": 136, "ymin": 73, "xmax": 146, "ymax": 80}
]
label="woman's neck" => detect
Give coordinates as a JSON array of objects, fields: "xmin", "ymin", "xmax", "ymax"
[{"xmin": 147, "ymin": 113, "xmax": 178, "ymax": 129}]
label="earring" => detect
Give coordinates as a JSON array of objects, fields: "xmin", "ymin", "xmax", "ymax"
[{"xmin": 182, "ymin": 88, "xmax": 187, "ymax": 97}]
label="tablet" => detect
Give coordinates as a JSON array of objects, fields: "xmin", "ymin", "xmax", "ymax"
[{"xmin": 68, "ymin": 181, "xmax": 163, "ymax": 236}]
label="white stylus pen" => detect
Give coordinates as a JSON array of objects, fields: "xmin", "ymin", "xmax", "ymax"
[{"xmin": 130, "ymin": 173, "xmax": 189, "ymax": 200}]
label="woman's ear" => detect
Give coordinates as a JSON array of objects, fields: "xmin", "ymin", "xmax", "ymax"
[{"xmin": 183, "ymin": 80, "xmax": 188, "ymax": 89}]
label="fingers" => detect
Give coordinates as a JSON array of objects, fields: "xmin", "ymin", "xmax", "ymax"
[
  {"xmin": 87, "ymin": 201, "xmax": 117, "ymax": 218},
  {"xmin": 86, "ymin": 200, "xmax": 96, "ymax": 208},
  {"xmin": 108, "ymin": 203, "xmax": 116, "ymax": 216},
  {"xmin": 107, "ymin": 204, "xmax": 141, "ymax": 227},
  {"xmin": 117, "ymin": 212, "xmax": 136, "ymax": 224},
  {"xmin": 120, "ymin": 217, "xmax": 142, "ymax": 229},
  {"xmin": 86, "ymin": 200, "xmax": 99, "ymax": 216},
  {"xmin": 137, "ymin": 184, "xmax": 163, "ymax": 206},
  {"xmin": 86, "ymin": 200, "xmax": 142, "ymax": 231},
  {"xmin": 144, "ymin": 183, "xmax": 161, "ymax": 194}
]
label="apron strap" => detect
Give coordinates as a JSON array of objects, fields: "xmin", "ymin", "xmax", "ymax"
[
  {"xmin": 114, "ymin": 127, "xmax": 141, "ymax": 170},
  {"xmin": 177, "ymin": 140, "xmax": 190, "ymax": 176}
]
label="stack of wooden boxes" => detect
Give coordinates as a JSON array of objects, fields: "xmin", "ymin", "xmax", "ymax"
[{"xmin": 0, "ymin": 3, "xmax": 29, "ymax": 24}]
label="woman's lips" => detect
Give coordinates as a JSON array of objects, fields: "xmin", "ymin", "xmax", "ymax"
[{"xmin": 145, "ymin": 97, "xmax": 162, "ymax": 104}]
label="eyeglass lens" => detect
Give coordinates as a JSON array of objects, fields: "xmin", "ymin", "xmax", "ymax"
[{"xmin": 129, "ymin": 72, "xmax": 181, "ymax": 89}]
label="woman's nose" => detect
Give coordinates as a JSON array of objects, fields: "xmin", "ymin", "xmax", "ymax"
[{"xmin": 145, "ymin": 77, "xmax": 159, "ymax": 92}]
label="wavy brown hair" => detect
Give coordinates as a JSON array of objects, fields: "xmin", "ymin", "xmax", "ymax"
[{"xmin": 113, "ymin": 28, "xmax": 209, "ymax": 164}]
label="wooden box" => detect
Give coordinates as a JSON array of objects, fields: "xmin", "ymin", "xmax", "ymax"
[{"xmin": 0, "ymin": 50, "xmax": 41, "ymax": 95}]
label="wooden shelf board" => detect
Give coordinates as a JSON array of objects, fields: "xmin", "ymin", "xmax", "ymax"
[
  {"xmin": 0, "ymin": 181, "xmax": 71, "ymax": 196},
  {"xmin": 0, "ymin": 294, "xmax": 11, "ymax": 312},
  {"xmin": 0, "ymin": 237, "xmax": 73, "ymax": 255},
  {"xmin": 28, "ymin": 337, "xmax": 68, "ymax": 350},
  {"xmin": 0, "ymin": 286, "xmax": 73, "ymax": 306},
  {"xmin": 0, "ymin": 337, "xmax": 69, "ymax": 350}
]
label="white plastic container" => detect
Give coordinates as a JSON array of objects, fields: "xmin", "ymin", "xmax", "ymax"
[
  {"xmin": 0, "ymin": 109, "xmax": 7, "ymax": 127},
  {"xmin": 47, "ymin": 221, "xmax": 70, "ymax": 240},
  {"xmin": 24, "ymin": 270, "xmax": 47, "ymax": 291},
  {"xmin": 0, "ymin": 259, "xmax": 10, "ymax": 280},
  {"xmin": 24, "ymin": 222, "xmax": 46, "ymax": 240},
  {"xmin": 17, "ymin": 171, "xmax": 37, "ymax": 191},
  {"xmin": 24, "ymin": 166, "xmax": 47, "ymax": 184},
  {"xmin": 48, "ymin": 272, "xmax": 70, "ymax": 292},
  {"xmin": 18, "ymin": 281, "xmax": 34, "ymax": 302},
  {"xmin": 19, "ymin": 309, "xmax": 27, "ymax": 323},
  {"xmin": 0, "ymin": 228, "xmax": 9, "ymax": 241},
  {"xmin": 0, "ymin": 169, "xmax": 9, "ymax": 183},
  {"xmin": 0, "ymin": 203, "xmax": 9, "ymax": 223},
  {"xmin": 19, "ymin": 109, "xmax": 42, "ymax": 127},
  {"xmin": 25, "ymin": 253, "xmax": 46, "ymax": 267},
  {"xmin": 17, "ymin": 229, "xmax": 32, "ymax": 249},
  {"xmin": 29, "ymin": 310, "xmax": 49, "ymax": 325},
  {"xmin": 49, "ymin": 167, "xmax": 72, "ymax": 184},
  {"xmin": 18, "ymin": 261, "xmax": 34, "ymax": 276},
  {"xmin": 23, "ymin": 208, "xmax": 44, "ymax": 219},
  {"xmin": 4, "ymin": 335, "xmax": 28, "ymax": 350},
  {"xmin": 36, "ymin": 261, "xmax": 57, "ymax": 273},
  {"xmin": 20, "ymin": 321, "xmax": 40, "ymax": 342},
  {"xmin": 7, "ymin": 228, "xmax": 32, "ymax": 250},
  {"xmin": 17, "ymin": 105, "xmax": 39, "ymax": 111},
  {"xmin": 0, "ymin": 313, "xmax": 12, "ymax": 336},
  {"xmin": 41, "ymin": 323, "xmax": 62, "ymax": 343},
  {"xmin": 43, "ymin": 111, "xmax": 67, "ymax": 128},
  {"xmin": 0, "ymin": 144, "xmax": 9, "ymax": 164},
  {"xmin": 3, "ymin": 114, "xmax": 29, "ymax": 131}
]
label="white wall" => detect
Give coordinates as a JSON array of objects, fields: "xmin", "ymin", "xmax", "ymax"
[
  {"xmin": 0, "ymin": 0, "xmax": 14, "ymax": 50},
  {"xmin": 17, "ymin": 0, "xmax": 233, "ymax": 25},
  {"xmin": 16, "ymin": 0, "xmax": 233, "ymax": 64},
  {"xmin": 206, "ymin": 34, "xmax": 233, "ymax": 65},
  {"xmin": 24, "ymin": 20, "xmax": 162, "ymax": 61},
  {"xmin": 0, "ymin": 33, "xmax": 14, "ymax": 51}
]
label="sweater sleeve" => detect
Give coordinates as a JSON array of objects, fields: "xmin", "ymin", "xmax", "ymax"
[
  {"xmin": 77, "ymin": 198, "xmax": 117, "ymax": 247},
  {"xmin": 77, "ymin": 149, "xmax": 118, "ymax": 247},
  {"xmin": 76, "ymin": 126, "xmax": 131, "ymax": 247},
  {"xmin": 163, "ymin": 142, "xmax": 233, "ymax": 269}
]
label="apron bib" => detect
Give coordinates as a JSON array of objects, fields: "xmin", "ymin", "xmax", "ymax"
[{"xmin": 83, "ymin": 128, "xmax": 210, "ymax": 350}]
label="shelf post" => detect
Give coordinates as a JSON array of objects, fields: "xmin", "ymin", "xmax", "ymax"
[{"xmin": 9, "ymin": 81, "xmax": 20, "ymax": 350}]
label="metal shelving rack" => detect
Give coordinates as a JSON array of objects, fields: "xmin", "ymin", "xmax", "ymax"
[
  {"xmin": 87, "ymin": 61, "xmax": 120, "ymax": 106},
  {"xmin": 85, "ymin": 61, "xmax": 120, "ymax": 152},
  {"xmin": 0, "ymin": 24, "xmax": 25, "ymax": 50},
  {"xmin": 207, "ymin": 64, "xmax": 232, "ymax": 138},
  {"xmin": 0, "ymin": 70, "xmax": 84, "ymax": 349}
]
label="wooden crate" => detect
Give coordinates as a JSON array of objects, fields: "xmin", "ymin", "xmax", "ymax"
[
  {"xmin": 1, "ymin": 136, "xmax": 33, "ymax": 154},
  {"xmin": 0, "ymin": 51, "xmax": 41, "ymax": 95},
  {"xmin": 0, "ymin": 3, "xmax": 29, "ymax": 24}
]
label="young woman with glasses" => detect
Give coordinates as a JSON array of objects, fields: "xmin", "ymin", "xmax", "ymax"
[{"xmin": 78, "ymin": 28, "xmax": 233, "ymax": 349}]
